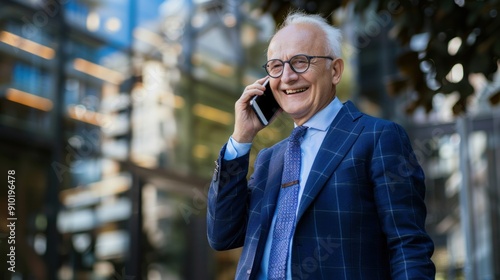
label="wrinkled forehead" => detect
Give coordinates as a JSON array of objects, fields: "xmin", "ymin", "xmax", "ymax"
[{"xmin": 267, "ymin": 23, "xmax": 326, "ymax": 60}]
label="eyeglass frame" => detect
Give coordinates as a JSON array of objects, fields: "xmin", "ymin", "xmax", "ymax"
[{"xmin": 262, "ymin": 54, "xmax": 334, "ymax": 78}]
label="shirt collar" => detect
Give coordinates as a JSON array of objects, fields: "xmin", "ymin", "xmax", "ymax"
[{"xmin": 299, "ymin": 97, "xmax": 343, "ymax": 132}]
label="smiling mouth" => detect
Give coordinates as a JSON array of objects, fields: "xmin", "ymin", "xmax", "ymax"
[{"xmin": 284, "ymin": 88, "xmax": 308, "ymax": 95}]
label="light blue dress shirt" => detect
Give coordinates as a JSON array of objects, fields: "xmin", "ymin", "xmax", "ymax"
[{"xmin": 224, "ymin": 97, "xmax": 343, "ymax": 279}]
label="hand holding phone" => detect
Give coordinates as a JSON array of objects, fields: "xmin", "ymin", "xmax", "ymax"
[{"xmin": 250, "ymin": 79, "xmax": 281, "ymax": 126}]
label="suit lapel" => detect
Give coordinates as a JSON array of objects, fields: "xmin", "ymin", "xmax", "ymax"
[{"xmin": 297, "ymin": 101, "xmax": 364, "ymax": 220}]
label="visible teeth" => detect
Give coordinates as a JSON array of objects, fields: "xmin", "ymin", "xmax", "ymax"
[{"xmin": 285, "ymin": 88, "xmax": 306, "ymax": 95}]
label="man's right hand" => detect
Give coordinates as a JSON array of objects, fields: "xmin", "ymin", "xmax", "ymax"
[{"xmin": 231, "ymin": 77, "xmax": 271, "ymax": 143}]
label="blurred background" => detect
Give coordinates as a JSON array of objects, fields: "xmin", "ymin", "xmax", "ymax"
[{"xmin": 0, "ymin": 0, "xmax": 499, "ymax": 279}]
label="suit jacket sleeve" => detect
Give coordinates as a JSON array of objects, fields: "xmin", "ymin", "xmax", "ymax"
[
  {"xmin": 207, "ymin": 143, "xmax": 251, "ymax": 251},
  {"xmin": 371, "ymin": 122, "xmax": 436, "ymax": 279}
]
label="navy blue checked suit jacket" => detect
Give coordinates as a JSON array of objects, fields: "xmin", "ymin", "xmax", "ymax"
[{"xmin": 207, "ymin": 101, "xmax": 435, "ymax": 279}]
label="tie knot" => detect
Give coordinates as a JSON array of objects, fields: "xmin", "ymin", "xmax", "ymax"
[{"xmin": 289, "ymin": 126, "xmax": 307, "ymax": 142}]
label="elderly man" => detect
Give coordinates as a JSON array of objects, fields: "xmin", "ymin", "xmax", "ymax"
[{"xmin": 207, "ymin": 11, "xmax": 435, "ymax": 280}]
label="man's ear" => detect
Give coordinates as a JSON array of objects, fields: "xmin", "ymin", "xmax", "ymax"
[{"xmin": 331, "ymin": 58, "xmax": 344, "ymax": 85}]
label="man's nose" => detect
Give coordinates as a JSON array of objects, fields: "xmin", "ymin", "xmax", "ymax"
[{"xmin": 281, "ymin": 63, "xmax": 298, "ymax": 83}]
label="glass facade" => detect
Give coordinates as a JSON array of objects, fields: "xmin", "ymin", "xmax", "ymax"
[{"xmin": 0, "ymin": 0, "xmax": 278, "ymax": 279}]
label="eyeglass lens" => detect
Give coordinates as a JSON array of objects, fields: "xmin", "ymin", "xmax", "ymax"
[{"xmin": 265, "ymin": 55, "xmax": 310, "ymax": 77}]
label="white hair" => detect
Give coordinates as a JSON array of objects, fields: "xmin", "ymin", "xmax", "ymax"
[{"xmin": 277, "ymin": 12, "xmax": 343, "ymax": 58}]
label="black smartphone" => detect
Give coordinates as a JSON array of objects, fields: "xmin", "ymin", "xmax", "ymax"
[{"xmin": 250, "ymin": 79, "xmax": 281, "ymax": 126}]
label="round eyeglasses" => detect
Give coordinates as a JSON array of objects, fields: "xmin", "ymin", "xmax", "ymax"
[{"xmin": 262, "ymin": 54, "xmax": 334, "ymax": 78}]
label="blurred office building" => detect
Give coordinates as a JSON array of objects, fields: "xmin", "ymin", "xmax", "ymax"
[
  {"xmin": 0, "ymin": 0, "xmax": 277, "ymax": 279},
  {"xmin": 1, "ymin": 0, "xmax": 500, "ymax": 280}
]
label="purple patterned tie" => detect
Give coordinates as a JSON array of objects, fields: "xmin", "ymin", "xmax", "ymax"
[{"xmin": 268, "ymin": 126, "xmax": 307, "ymax": 280}]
